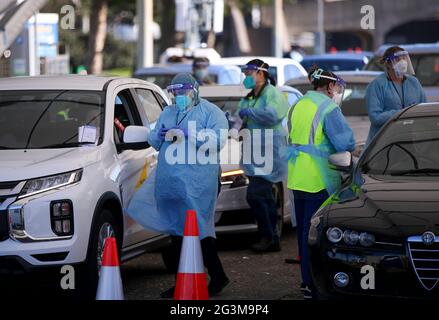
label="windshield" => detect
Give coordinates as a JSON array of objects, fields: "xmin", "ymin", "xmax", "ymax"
[
  {"xmin": 301, "ymin": 58, "xmax": 366, "ymax": 72},
  {"xmin": 268, "ymin": 67, "xmax": 278, "ymax": 81},
  {"xmin": 203, "ymin": 97, "xmax": 241, "ymax": 114},
  {"xmin": 136, "ymin": 74, "xmax": 176, "ymax": 89},
  {"xmin": 136, "ymin": 73, "xmax": 219, "ymax": 89},
  {"xmin": 365, "ymin": 53, "xmax": 439, "ymax": 86},
  {"xmin": 361, "ymin": 117, "xmax": 439, "ymax": 176},
  {"xmin": 293, "ymin": 83, "xmax": 369, "ymax": 116},
  {"xmin": 0, "ymin": 90, "xmax": 105, "ymax": 150}
]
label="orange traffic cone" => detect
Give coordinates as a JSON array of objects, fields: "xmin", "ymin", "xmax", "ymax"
[
  {"xmin": 174, "ymin": 210, "xmax": 209, "ymax": 300},
  {"xmin": 96, "ymin": 237, "xmax": 124, "ymax": 300}
]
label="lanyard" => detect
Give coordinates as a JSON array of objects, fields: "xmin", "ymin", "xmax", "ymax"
[
  {"xmin": 248, "ymin": 95, "xmax": 261, "ymax": 109},
  {"xmin": 391, "ymin": 80, "xmax": 405, "ymax": 108},
  {"xmin": 175, "ymin": 108, "xmax": 192, "ymax": 126}
]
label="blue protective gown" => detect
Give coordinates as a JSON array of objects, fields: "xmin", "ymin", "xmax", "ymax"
[
  {"xmin": 365, "ymin": 73, "xmax": 426, "ymax": 145},
  {"xmin": 237, "ymin": 84, "xmax": 290, "ymax": 183},
  {"xmin": 126, "ymin": 98, "xmax": 228, "ymax": 239}
]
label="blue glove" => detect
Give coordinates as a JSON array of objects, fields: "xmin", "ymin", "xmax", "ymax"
[
  {"xmin": 158, "ymin": 125, "xmax": 169, "ymax": 140},
  {"xmin": 170, "ymin": 126, "xmax": 188, "ymax": 138},
  {"xmin": 239, "ymin": 108, "xmax": 251, "ymax": 119}
]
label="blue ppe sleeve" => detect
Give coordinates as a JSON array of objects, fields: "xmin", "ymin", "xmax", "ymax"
[
  {"xmin": 247, "ymin": 106, "xmax": 279, "ymax": 126},
  {"xmin": 323, "ymin": 107, "xmax": 356, "ymax": 152},
  {"xmin": 366, "ymin": 81, "xmax": 399, "ymax": 127}
]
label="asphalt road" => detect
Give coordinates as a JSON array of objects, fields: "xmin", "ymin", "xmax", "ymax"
[{"xmin": 122, "ymin": 225, "xmax": 304, "ymax": 300}]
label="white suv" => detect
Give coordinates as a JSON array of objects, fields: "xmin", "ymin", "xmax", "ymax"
[{"xmin": 0, "ymin": 75, "xmax": 170, "ymax": 294}]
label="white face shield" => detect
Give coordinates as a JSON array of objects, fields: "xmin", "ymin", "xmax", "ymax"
[
  {"xmin": 311, "ymin": 69, "xmax": 346, "ymax": 107},
  {"xmin": 386, "ymin": 51, "xmax": 415, "ymax": 79}
]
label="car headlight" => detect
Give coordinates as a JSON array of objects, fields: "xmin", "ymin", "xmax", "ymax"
[
  {"xmin": 359, "ymin": 232, "xmax": 375, "ymax": 247},
  {"xmin": 326, "ymin": 227, "xmax": 343, "ymax": 243},
  {"xmin": 220, "ymin": 169, "xmax": 248, "ymax": 187},
  {"xmin": 19, "ymin": 169, "xmax": 82, "ymax": 198},
  {"xmin": 327, "ymin": 227, "xmax": 376, "ymax": 247},
  {"xmin": 343, "ymin": 230, "xmax": 360, "ymax": 245}
]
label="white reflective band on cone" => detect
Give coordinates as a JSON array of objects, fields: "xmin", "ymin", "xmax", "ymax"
[
  {"xmin": 178, "ymin": 236, "xmax": 205, "ymax": 274},
  {"xmin": 96, "ymin": 266, "xmax": 124, "ymax": 300}
]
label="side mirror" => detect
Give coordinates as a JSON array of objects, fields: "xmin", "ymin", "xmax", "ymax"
[
  {"xmin": 329, "ymin": 151, "xmax": 353, "ymax": 172},
  {"xmin": 117, "ymin": 125, "xmax": 150, "ymax": 152},
  {"xmin": 124, "ymin": 125, "xmax": 150, "ymax": 143}
]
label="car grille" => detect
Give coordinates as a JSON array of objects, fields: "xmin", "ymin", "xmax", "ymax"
[
  {"xmin": 408, "ymin": 239, "xmax": 439, "ymax": 291},
  {"xmin": 0, "ymin": 181, "xmax": 19, "ymax": 190},
  {"xmin": 0, "ymin": 210, "xmax": 8, "ymax": 241}
]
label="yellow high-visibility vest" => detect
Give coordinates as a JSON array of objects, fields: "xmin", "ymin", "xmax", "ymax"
[{"xmin": 287, "ymin": 91, "xmax": 338, "ymax": 193}]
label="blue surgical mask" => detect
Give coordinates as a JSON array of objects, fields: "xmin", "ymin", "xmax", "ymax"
[
  {"xmin": 175, "ymin": 95, "xmax": 190, "ymax": 112},
  {"xmin": 243, "ymin": 75, "xmax": 256, "ymax": 89},
  {"xmin": 194, "ymin": 69, "xmax": 208, "ymax": 80}
]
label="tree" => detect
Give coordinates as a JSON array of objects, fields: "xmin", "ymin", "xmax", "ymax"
[{"xmin": 87, "ymin": 0, "xmax": 108, "ymax": 74}]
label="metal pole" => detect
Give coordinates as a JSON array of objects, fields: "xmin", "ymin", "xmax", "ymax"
[
  {"xmin": 317, "ymin": 0, "xmax": 325, "ymax": 54},
  {"xmin": 28, "ymin": 13, "xmax": 39, "ymax": 76},
  {"xmin": 137, "ymin": 0, "xmax": 153, "ymax": 69},
  {"xmin": 273, "ymin": 0, "xmax": 283, "ymax": 58}
]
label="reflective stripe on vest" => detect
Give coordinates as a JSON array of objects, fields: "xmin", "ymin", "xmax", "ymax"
[
  {"xmin": 286, "ymin": 102, "xmax": 298, "ymax": 145},
  {"xmin": 309, "ymin": 100, "xmax": 333, "ymax": 145}
]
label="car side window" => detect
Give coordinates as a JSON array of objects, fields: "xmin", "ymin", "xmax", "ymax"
[
  {"xmin": 415, "ymin": 54, "xmax": 439, "ymax": 87},
  {"xmin": 286, "ymin": 92, "xmax": 301, "ymax": 107},
  {"xmin": 114, "ymin": 89, "xmax": 141, "ymax": 144},
  {"xmin": 154, "ymin": 91, "xmax": 168, "ymax": 108},
  {"xmin": 135, "ymin": 88, "xmax": 163, "ymax": 124},
  {"xmin": 284, "ymin": 65, "xmax": 302, "ymax": 82}
]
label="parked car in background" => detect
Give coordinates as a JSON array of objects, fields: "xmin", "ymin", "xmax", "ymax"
[
  {"xmin": 365, "ymin": 43, "xmax": 439, "ymax": 101},
  {"xmin": 0, "ymin": 75, "xmax": 170, "ymax": 295},
  {"xmin": 218, "ymin": 57, "xmax": 307, "ymax": 86},
  {"xmin": 301, "ymin": 52, "xmax": 373, "ymax": 72},
  {"xmin": 133, "ymin": 64, "xmax": 243, "ymax": 88},
  {"xmin": 310, "ymin": 102, "xmax": 439, "ymax": 299},
  {"xmin": 285, "ymin": 71, "xmax": 382, "ymax": 157},
  {"xmin": 198, "ymin": 85, "xmax": 302, "ymax": 235},
  {"xmin": 159, "ymin": 47, "xmax": 222, "ymax": 65}
]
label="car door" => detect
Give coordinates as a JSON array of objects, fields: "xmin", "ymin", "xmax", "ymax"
[
  {"xmin": 113, "ymin": 87, "xmax": 160, "ymax": 247},
  {"xmin": 121, "ymin": 86, "xmax": 168, "ymax": 246}
]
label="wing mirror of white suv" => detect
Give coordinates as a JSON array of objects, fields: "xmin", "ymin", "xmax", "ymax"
[{"xmin": 117, "ymin": 125, "xmax": 150, "ymax": 152}]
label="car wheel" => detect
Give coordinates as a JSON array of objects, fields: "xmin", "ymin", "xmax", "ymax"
[
  {"xmin": 78, "ymin": 209, "xmax": 121, "ymax": 299},
  {"xmin": 273, "ymin": 183, "xmax": 284, "ymax": 238}
]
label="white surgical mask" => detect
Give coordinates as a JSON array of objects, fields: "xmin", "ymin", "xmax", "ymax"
[
  {"xmin": 332, "ymin": 92, "xmax": 343, "ymax": 105},
  {"xmin": 395, "ymin": 60, "xmax": 408, "ymax": 74}
]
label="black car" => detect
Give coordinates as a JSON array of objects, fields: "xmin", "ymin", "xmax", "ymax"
[{"xmin": 309, "ymin": 102, "xmax": 439, "ymax": 299}]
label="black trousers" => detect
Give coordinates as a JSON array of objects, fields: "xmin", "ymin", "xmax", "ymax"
[
  {"xmin": 246, "ymin": 176, "xmax": 279, "ymax": 241},
  {"xmin": 170, "ymin": 235, "xmax": 227, "ymax": 284}
]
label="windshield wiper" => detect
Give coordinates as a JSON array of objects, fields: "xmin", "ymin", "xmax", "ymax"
[
  {"xmin": 391, "ymin": 168, "xmax": 439, "ymax": 176},
  {"xmin": 39, "ymin": 142, "xmax": 96, "ymax": 149}
]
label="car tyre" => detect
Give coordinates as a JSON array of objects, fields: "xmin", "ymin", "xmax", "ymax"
[{"xmin": 77, "ymin": 209, "xmax": 121, "ymax": 299}]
